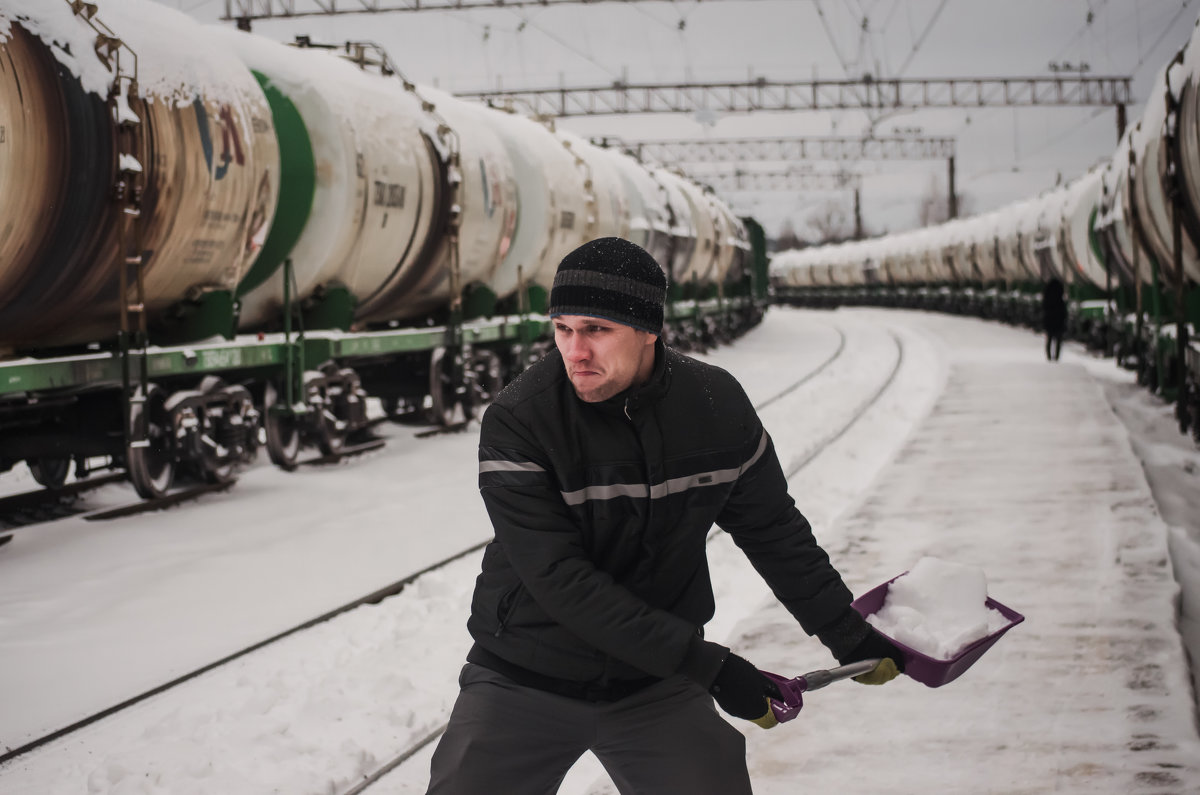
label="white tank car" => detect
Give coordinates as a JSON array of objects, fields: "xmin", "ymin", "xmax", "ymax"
[
  {"xmin": 651, "ymin": 168, "xmax": 699, "ymax": 286},
  {"xmin": 992, "ymin": 198, "xmax": 1036, "ymax": 283},
  {"xmin": 708, "ymin": 195, "xmax": 739, "ymax": 285},
  {"xmin": 1031, "ymin": 185, "xmax": 1072, "ymax": 282},
  {"xmin": 1104, "ymin": 129, "xmax": 1160, "ymax": 286},
  {"xmin": 357, "ymin": 87, "xmax": 517, "ymax": 323},
  {"xmin": 878, "ymin": 235, "xmax": 910, "ymax": 285},
  {"xmin": 1178, "ymin": 20, "xmax": 1200, "ymax": 262},
  {"xmin": 1013, "ymin": 192, "xmax": 1052, "ymax": 282},
  {"xmin": 673, "ymin": 176, "xmax": 720, "ymax": 286},
  {"xmin": 596, "ymin": 146, "xmax": 674, "ymax": 270},
  {"xmin": 555, "ymin": 129, "xmax": 630, "ymax": 243},
  {"xmin": 969, "ymin": 213, "xmax": 1004, "ymax": 283},
  {"xmin": 218, "ymin": 31, "xmax": 442, "ymax": 330},
  {"xmin": 0, "ymin": 1, "xmax": 278, "ymax": 347},
  {"xmin": 1058, "ymin": 169, "xmax": 1108, "ymax": 289},
  {"xmin": 938, "ymin": 218, "xmax": 974, "ymax": 282},
  {"xmin": 485, "ymin": 110, "xmax": 589, "ymax": 303},
  {"xmin": 1130, "ymin": 62, "xmax": 1200, "ymax": 286}
]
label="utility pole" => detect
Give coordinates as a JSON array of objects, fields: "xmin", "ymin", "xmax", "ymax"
[
  {"xmin": 854, "ymin": 188, "xmax": 864, "ymax": 240},
  {"xmin": 947, "ymin": 155, "xmax": 958, "ymax": 220}
]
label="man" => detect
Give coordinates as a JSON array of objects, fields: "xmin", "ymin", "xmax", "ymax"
[
  {"xmin": 427, "ymin": 237, "xmax": 902, "ymax": 794},
  {"xmin": 1042, "ymin": 277, "xmax": 1067, "ymax": 361}
]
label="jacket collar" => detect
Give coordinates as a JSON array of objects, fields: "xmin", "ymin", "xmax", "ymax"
[{"xmin": 602, "ymin": 338, "xmax": 671, "ymax": 416}]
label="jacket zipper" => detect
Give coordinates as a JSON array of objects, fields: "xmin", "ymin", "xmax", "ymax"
[{"xmin": 494, "ymin": 582, "xmax": 524, "ymax": 637}]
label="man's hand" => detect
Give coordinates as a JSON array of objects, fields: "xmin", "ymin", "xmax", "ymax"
[
  {"xmin": 710, "ymin": 653, "xmax": 783, "ymax": 725},
  {"xmin": 839, "ymin": 629, "xmax": 906, "ymax": 685}
]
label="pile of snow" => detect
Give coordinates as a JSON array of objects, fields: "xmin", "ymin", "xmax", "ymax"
[{"xmin": 866, "ymin": 557, "xmax": 1011, "ymax": 660}]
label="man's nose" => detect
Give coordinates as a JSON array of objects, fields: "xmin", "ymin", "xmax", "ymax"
[{"xmin": 563, "ymin": 335, "xmax": 589, "ymax": 361}]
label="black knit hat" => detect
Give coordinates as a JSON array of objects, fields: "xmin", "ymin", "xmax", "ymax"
[{"xmin": 548, "ymin": 237, "xmax": 668, "ymax": 333}]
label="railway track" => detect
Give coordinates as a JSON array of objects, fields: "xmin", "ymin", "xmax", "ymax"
[
  {"xmin": 0, "ymin": 472, "xmax": 128, "ymax": 531},
  {"xmin": 0, "ymin": 432, "xmax": 389, "ymax": 539},
  {"xmin": 0, "ymin": 316, "xmax": 906, "ymax": 792}
]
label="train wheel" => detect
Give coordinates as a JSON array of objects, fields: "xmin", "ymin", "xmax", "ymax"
[
  {"xmin": 308, "ymin": 369, "xmax": 348, "ymax": 456},
  {"xmin": 194, "ymin": 378, "xmax": 237, "ymax": 485},
  {"xmin": 128, "ymin": 384, "xmax": 175, "ymax": 499},
  {"xmin": 29, "ymin": 457, "xmax": 71, "ymax": 489},
  {"xmin": 222, "ymin": 384, "xmax": 260, "ymax": 462},
  {"xmin": 263, "ymin": 382, "xmax": 300, "ymax": 471},
  {"xmin": 464, "ymin": 349, "xmax": 503, "ymax": 420}
]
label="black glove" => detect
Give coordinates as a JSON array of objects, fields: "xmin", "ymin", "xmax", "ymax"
[
  {"xmin": 839, "ymin": 628, "xmax": 906, "ymax": 685},
  {"xmin": 709, "ymin": 653, "xmax": 783, "ymax": 721}
]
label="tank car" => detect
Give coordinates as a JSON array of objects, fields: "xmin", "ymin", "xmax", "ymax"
[{"xmin": 0, "ymin": 0, "xmax": 769, "ymax": 507}]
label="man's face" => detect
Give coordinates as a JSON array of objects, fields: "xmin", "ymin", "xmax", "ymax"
[{"xmin": 554, "ymin": 314, "xmax": 658, "ymax": 403}]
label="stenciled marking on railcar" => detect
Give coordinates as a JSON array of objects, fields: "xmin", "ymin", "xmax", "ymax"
[
  {"xmin": 183, "ymin": 238, "xmax": 224, "ymax": 265},
  {"xmin": 199, "ymin": 348, "xmax": 244, "ymax": 370},
  {"xmin": 0, "ymin": 125, "xmax": 6, "ymax": 143},
  {"xmin": 204, "ymin": 210, "xmax": 241, "ymax": 226},
  {"xmin": 560, "ymin": 210, "xmax": 576, "ymax": 230},
  {"xmin": 374, "ymin": 181, "xmax": 406, "ymax": 209}
]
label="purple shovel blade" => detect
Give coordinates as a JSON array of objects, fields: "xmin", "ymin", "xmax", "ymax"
[{"xmin": 851, "ymin": 576, "xmax": 1026, "ymax": 688}]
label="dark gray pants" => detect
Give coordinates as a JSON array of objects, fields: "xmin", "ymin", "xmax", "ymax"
[{"xmin": 426, "ymin": 664, "xmax": 752, "ymax": 795}]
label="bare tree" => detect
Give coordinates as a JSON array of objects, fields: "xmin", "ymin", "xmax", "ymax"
[
  {"xmin": 773, "ymin": 219, "xmax": 804, "ymax": 253},
  {"xmin": 806, "ymin": 199, "xmax": 854, "ymax": 244}
]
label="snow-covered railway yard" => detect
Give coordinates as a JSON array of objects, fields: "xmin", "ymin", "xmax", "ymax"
[{"xmin": 2, "ymin": 307, "xmax": 1198, "ymax": 794}]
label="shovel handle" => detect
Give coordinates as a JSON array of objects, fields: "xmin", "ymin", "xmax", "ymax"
[
  {"xmin": 800, "ymin": 658, "xmax": 882, "ymax": 691},
  {"xmin": 761, "ymin": 658, "xmax": 883, "ymax": 723}
]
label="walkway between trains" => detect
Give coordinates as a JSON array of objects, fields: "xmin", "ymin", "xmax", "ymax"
[{"xmin": 724, "ymin": 311, "xmax": 1200, "ymax": 794}]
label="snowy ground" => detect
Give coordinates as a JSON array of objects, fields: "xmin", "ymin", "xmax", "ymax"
[{"xmin": 0, "ymin": 307, "xmax": 1197, "ymax": 794}]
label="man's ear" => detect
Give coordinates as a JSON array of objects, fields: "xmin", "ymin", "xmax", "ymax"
[{"xmin": 645, "ymin": 333, "xmax": 659, "ymax": 347}]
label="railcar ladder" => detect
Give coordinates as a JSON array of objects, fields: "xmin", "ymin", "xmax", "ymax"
[{"xmin": 65, "ymin": 1, "xmax": 148, "ymax": 443}]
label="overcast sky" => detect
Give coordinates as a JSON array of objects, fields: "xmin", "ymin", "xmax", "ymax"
[{"xmin": 156, "ymin": 0, "xmax": 1196, "ymax": 237}]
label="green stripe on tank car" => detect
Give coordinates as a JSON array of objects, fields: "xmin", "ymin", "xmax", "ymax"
[
  {"xmin": 237, "ymin": 70, "xmax": 317, "ymax": 298},
  {"xmin": 1086, "ymin": 206, "xmax": 1107, "ymax": 271}
]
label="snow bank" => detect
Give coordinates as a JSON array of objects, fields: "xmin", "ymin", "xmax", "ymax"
[
  {"xmin": 867, "ymin": 557, "xmax": 1009, "ymax": 660},
  {"xmin": 1169, "ymin": 525, "xmax": 1200, "ymax": 706}
]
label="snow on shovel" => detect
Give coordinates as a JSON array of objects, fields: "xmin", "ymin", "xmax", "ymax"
[{"xmin": 758, "ymin": 559, "xmax": 1025, "ymax": 727}]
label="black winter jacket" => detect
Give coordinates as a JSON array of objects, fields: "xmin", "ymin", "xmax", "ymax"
[{"xmin": 467, "ymin": 340, "xmax": 868, "ymax": 696}]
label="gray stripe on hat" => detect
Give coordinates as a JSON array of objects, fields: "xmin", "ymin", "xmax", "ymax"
[{"xmin": 551, "ymin": 269, "xmax": 667, "ymax": 304}]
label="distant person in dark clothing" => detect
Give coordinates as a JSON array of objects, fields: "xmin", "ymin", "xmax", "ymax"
[{"xmin": 1042, "ymin": 278, "xmax": 1067, "ymax": 361}]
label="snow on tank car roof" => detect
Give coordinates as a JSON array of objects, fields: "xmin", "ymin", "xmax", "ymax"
[
  {"xmin": 0, "ymin": 0, "xmax": 255, "ymax": 105},
  {"xmin": 209, "ymin": 25, "xmax": 444, "ymax": 148}
]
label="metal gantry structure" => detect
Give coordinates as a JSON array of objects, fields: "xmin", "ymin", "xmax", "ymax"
[
  {"xmin": 222, "ymin": 0, "xmax": 771, "ymax": 25},
  {"xmin": 598, "ymin": 135, "xmax": 956, "ymax": 164},
  {"xmin": 594, "ymin": 135, "xmax": 958, "ymax": 222},
  {"xmin": 459, "ymin": 75, "xmax": 1132, "ymax": 121},
  {"xmin": 697, "ymin": 169, "xmax": 862, "ymax": 193}
]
